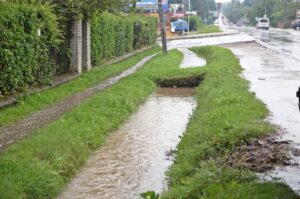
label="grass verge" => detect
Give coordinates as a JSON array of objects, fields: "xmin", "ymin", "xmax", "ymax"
[
  {"xmin": 161, "ymin": 46, "xmax": 299, "ymax": 199},
  {"xmin": 198, "ymin": 25, "xmax": 221, "ymax": 34},
  {"xmin": 0, "ymin": 49, "xmax": 202, "ymax": 198},
  {"xmin": 0, "ymin": 46, "xmax": 298, "ymax": 199},
  {"xmin": 0, "ymin": 46, "xmax": 160, "ymax": 127}
]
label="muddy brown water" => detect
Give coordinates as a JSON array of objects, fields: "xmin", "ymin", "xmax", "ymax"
[{"xmin": 58, "ymin": 88, "xmax": 196, "ymax": 199}]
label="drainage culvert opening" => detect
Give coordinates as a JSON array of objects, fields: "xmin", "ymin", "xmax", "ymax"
[{"xmin": 155, "ymin": 74, "xmax": 205, "ymax": 88}]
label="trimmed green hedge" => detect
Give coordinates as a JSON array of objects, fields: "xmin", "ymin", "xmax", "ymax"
[
  {"xmin": 0, "ymin": 3, "xmax": 60, "ymax": 96},
  {"xmin": 91, "ymin": 12, "xmax": 157, "ymax": 65}
]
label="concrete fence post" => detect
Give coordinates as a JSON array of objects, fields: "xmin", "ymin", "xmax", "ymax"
[
  {"xmin": 70, "ymin": 19, "xmax": 83, "ymax": 74},
  {"xmin": 82, "ymin": 19, "xmax": 91, "ymax": 71}
]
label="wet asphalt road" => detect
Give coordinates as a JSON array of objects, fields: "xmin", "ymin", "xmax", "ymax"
[
  {"xmin": 234, "ymin": 26, "xmax": 300, "ymax": 60},
  {"xmin": 167, "ymin": 27, "xmax": 300, "ymax": 194}
]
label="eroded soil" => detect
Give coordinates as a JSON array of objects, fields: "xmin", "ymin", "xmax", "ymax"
[{"xmin": 227, "ymin": 133, "xmax": 298, "ymax": 173}]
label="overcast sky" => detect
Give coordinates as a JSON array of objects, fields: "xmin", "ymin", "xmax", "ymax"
[
  {"xmin": 215, "ymin": 0, "xmax": 244, "ymax": 3},
  {"xmin": 215, "ymin": 0, "xmax": 231, "ymax": 2}
]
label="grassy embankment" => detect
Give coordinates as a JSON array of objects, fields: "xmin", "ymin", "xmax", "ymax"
[
  {"xmin": 0, "ymin": 46, "xmax": 160, "ymax": 127},
  {"xmin": 0, "ymin": 48, "xmax": 203, "ymax": 198},
  {"xmin": 161, "ymin": 47, "xmax": 299, "ymax": 199},
  {"xmin": 198, "ymin": 25, "xmax": 221, "ymax": 34},
  {"xmin": 0, "ymin": 46, "xmax": 298, "ymax": 199}
]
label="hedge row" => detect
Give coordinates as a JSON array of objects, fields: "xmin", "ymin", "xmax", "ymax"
[
  {"xmin": 0, "ymin": 3, "xmax": 60, "ymax": 95},
  {"xmin": 91, "ymin": 12, "xmax": 157, "ymax": 65},
  {"xmin": 0, "ymin": 5, "xmax": 157, "ymax": 95}
]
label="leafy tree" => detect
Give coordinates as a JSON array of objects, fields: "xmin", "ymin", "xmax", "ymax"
[
  {"xmin": 191, "ymin": 0, "xmax": 216, "ymax": 21},
  {"xmin": 5, "ymin": 0, "xmax": 129, "ymax": 18},
  {"xmin": 224, "ymin": 0, "xmax": 300, "ymax": 26},
  {"xmin": 223, "ymin": 0, "xmax": 250, "ymax": 23}
]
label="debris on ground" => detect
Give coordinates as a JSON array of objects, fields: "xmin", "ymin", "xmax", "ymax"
[{"xmin": 227, "ymin": 136, "xmax": 298, "ymax": 172}]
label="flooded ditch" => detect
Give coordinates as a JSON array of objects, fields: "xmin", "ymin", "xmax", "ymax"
[{"xmin": 58, "ymin": 87, "xmax": 197, "ymax": 199}]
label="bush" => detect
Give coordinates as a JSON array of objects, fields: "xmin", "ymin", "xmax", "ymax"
[
  {"xmin": 0, "ymin": 3, "xmax": 60, "ymax": 95},
  {"xmin": 184, "ymin": 15, "xmax": 204, "ymax": 31},
  {"xmin": 91, "ymin": 12, "xmax": 157, "ymax": 65}
]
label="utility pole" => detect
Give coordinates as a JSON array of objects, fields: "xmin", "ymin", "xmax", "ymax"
[
  {"xmin": 158, "ymin": 0, "xmax": 168, "ymax": 54},
  {"xmin": 188, "ymin": 0, "xmax": 190, "ymax": 33}
]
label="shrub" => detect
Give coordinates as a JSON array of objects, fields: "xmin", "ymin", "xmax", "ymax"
[
  {"xmin": 0, "ymin": 3, "xmax": 60, "ymax": 95},
  {"xmin": 184, "ymin": 15, "xmax": 204, "ymax": 31},
  {"xmin": 91, "ymin": 12, "xmax": 157, "ymax": 65}
]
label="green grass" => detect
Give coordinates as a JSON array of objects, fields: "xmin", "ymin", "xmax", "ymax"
[
  {"xmin": 0, "ymin": 46, "xmax": 298, "ymax": 199},
  {"xmin": 161, "ymin": 46, "xmax": 299, "ymax": 199},
  {"xmin": 0, "ymin": 49, "xmax": 203, "ymax": 199},
  {"xmin": 197, "ymin": 25, "xmax": 221, "ymax": 34},
  {"xmin": 0, "ymin": 46, "xmax": 160, "ymax": 127}
]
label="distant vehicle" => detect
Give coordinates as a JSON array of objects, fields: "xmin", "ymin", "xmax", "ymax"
[
  {"xmin": 256, "ymin": 18, "xmax": 269, "ymax": 30},
  {"xmin": 291, "ymin": 17, "xmax": 300, "ymax": 30},
  {"xmin": 171, "ymin": 19, "xmax": 188, "ymax": 33},
  {"xmin": 291, "ymin": 11, "xmax": 300, "ymax": 30}
]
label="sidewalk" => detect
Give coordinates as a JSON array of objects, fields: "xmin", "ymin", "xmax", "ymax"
[{"xmin": 157, "ymin": 29, "xmax": 239, "ymax": 41}]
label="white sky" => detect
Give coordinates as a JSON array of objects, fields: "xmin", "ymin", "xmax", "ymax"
[
  {"xmin": 215, "ymin": 0, "xmax": 244, "ymax": 3},
  {"xmin": 215, "ymin": 0, "xmax": 231, "ymax": 3}
]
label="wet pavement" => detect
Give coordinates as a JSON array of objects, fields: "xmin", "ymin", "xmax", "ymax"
[
  {"xmin": 232, "ymin": 26, "xmax": 300, "ymax": 61},
  {"xmin": 58, "ymin": 88, "xmax": 196, "ymax": 199},
  {"xmin": 224, "ymin": 42, "xmax": 300, "ymax": 194},
  {"xmin": 168, "ymin": 33, "xmax": 254, "ymax": 48},
  {"xmin": 177, "ymin": 48, "xmax": 206, "ymax": 68},
  {"xmin": 0, "ymin": 54, "xmax": 157, "ymax": 151}
]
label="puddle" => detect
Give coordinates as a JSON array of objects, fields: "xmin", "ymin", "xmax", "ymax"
[
  {"xmin": 225, "ymin": 42, "xmax": 300, "ymax": 195},
  {"xmin": 58, "ymin": 88, "xmax": 196, "ymax": 199}
]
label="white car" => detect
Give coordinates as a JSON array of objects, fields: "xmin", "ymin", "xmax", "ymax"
[{"xmin": 256, "ymin": 18, "xmax": 269, "ymax": 30}]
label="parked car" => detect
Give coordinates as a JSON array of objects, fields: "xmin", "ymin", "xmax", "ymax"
[
  {"xmin": 256, "ymin": 18, "xmax": 269, "ymax": 30},
  {"xmin": 291, "ymin": 17, "xmax": 300, "ymax": 30},
  {"xmin": 171, "ymin": 19, "xmax": 188, "ymax": 33}
]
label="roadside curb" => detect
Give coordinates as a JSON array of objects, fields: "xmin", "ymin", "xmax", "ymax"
[
  {"xmin": 157, "ymin": 30, "xmax": 239, "ymax": 41},
  {"xmin": 255, "ymin": 40, "xmax": 300, "ymax": 61},
  {"xmin": 0, "ymin": 46, "xmax": 156, "ymax": 109}
]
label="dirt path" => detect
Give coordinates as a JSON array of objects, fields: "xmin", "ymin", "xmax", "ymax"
[{"xmin": 0, "ymin": 54, "xmax": 157, "ymax": 152}]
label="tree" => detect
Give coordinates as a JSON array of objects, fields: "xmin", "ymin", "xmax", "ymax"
[
  {"xmin": 190, "ymin": 0, "xmax": 216, "ymax": 22},
  {"xmin": 223, "ymin": 0, "xmax": 249, "ymax": 23},
  {"xmin": 6, "ymin": 0, "xmax": 128, "ymax": 18},
  {"xmin": 224, "ymin": 0, "xmax": 300, "ymax": 27}
]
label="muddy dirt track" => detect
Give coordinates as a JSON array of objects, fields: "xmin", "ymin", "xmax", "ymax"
[{"xmin": 0, "ymin": 54, "xmax": 156, "ymax": 151}]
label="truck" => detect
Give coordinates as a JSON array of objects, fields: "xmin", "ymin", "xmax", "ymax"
[{"xmin": 291, "ymin": 10, "xmax": 300, "ymax": 30}]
